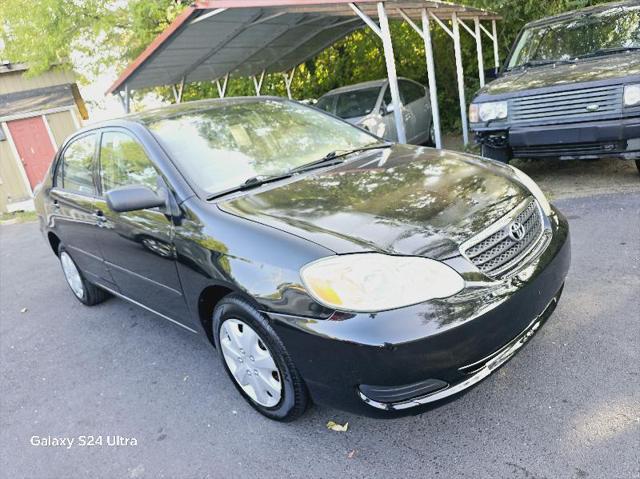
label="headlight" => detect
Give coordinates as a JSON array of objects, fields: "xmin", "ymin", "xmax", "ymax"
[
  {"xmin": 509, "ymin": 165, "xmax": 552, "ymax": 216},
  {"xmin": 623, "ymin": 84, "xmax": 640, "ymax": 107},
  {"xmin": 469, "ymin": 104, "xmax": 479, "ymax": 123},
  {"xmin": 476, "ymin": 101, "xmax": 508, "ymax": 122},
  {"xmin": 300, "ymin": 253, "xmax": 464, "ymax": 313}
]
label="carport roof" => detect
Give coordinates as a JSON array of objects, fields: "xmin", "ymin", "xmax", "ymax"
[{"xmin": 107, "ymin": 0, "xmax": 499, "ymax": 94}]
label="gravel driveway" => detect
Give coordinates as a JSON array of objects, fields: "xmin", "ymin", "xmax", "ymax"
[{"xmin": 1, "ymin": 191, "xmax": 639, "ymax": 479}]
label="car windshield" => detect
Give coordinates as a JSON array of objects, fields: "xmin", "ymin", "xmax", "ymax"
[
  {"xmin": 507, "ymin": 5, "xmax": 640, "ymax": 70},
  {"xmin": 316, "ymin": 87, "xmax": 381, "ymax": 119},
  {"xmin": 147, "ymin": 99, "xmax": 378, "ymax": 195}
]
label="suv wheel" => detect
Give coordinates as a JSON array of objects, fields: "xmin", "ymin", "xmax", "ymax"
[
  {"xmin": 636, "ymin": 159, "xmax": 640, "ymax": 175},
  {"xmin": 481, "ymin": 143, "xmax": 512, "ymax": 164},
  {"xmin": 58, "ymin": 246, "xmax": 110, "ymax": 306},
  {"xmin": 213, "ymin": 295, "xmax": 309, "ymax": 421}
]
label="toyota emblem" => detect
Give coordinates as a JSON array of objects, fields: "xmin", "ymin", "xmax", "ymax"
[{"xmin": 508, "ymin": 222, "xmax": 526, "ymax": 242}]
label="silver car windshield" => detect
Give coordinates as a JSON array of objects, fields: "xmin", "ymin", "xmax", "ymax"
[
  {"xmin": 316, "ymin": 87, "xmax": 381, "ymax": 119},
  {"xmin": 507, "ymin": 5, "xmax": 640, "ymax": 70},
  {"xmin": 148, "ymin": 99, "xmax": 378, "ymax": 195}
]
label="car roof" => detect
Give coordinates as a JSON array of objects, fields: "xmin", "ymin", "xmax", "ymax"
[
  {"xmin": 320, "ymin": 77, "xmax": 423, "ymax": 97},
  {"xmin": 84, "ymin": 96, "xmax": 289, "ymax": 129},
  {"xmin": 524, "ymin": 0, "xmax": 637, "ymax": 29}
]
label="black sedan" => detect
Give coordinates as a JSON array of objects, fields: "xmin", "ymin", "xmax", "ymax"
[{"xmin": 34, "ymin": 98, "xmax": 570, "ymax": 421}]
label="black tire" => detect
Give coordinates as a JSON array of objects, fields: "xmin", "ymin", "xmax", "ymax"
[
  {"xmin": 481, "ymin": 143, "xmax": 512, "ymax": 164},
  {"xmin": 426, "ymin": 120, "xmax": 436, "ymax": 147},
  {"xmin": 212, "ymin": 294, "xmax": 309, "ymax": 421},
  {"xmin": 58, "ymin": 245, "xmax": 110, "ymax": 306},
  {"xmin": 635, "ymin": 159, "xmax": 640, "ymax": 175}
]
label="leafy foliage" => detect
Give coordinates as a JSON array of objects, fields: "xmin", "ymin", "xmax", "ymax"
[{"xmin": 0, "ymin": 0, "xmax": 612, "ymax": 130}]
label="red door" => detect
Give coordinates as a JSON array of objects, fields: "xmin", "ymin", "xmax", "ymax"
[{"xmin": 7, "ymin": 116, "xmax": 57, "ymax": 189}]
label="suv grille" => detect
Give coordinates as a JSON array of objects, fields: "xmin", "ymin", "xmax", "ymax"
[
  {"xmin": 510, "ymin": 84, "xmax": 623, "ymax": 124},
  {"xmin": 462, "ymin": 199, "xmax": 545, "ymax": 278}
]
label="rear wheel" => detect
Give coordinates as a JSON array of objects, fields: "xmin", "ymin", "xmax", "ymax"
[
  {"xmin": 635, "ymin": 159, "xmax": 640, "ymax": 175},
  {"xmin": 427, "ymin": 120, "xmax": 436, "ymax": 146},
  {"xmin": 213, "ymin": 294, "xmax": 308, "ymax": 421},
  {"xmin": 481, "ymin": 143, "xmax": 512, "ymax": 164},
  {"xmin": 58, "ymin": 246, "xmax": 110, "ymax": 306}
]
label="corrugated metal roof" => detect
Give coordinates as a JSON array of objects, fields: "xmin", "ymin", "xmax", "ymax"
[{"xmin": 108, "ymin": 0, "xmax": 499, "ymax": 94}]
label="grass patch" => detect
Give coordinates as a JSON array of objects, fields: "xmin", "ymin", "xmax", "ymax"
[{"xmin": 0, "ymin": 210, "xmax": 38, "ymax": 223}]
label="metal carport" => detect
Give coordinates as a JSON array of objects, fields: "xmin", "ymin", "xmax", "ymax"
[{"xmin": 107, "ymin": 0, "xmax": 501, "ymax": 147}]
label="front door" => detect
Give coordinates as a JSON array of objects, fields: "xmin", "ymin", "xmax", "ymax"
[
  {"xmin": 7, "ymin": 116, "xmax": 56, "ymax": 189},
  {"xmin": 51, "ymin": 133, "xmax": 113, "ymax": 284},
  {"xmin": 96, "ymin": 129, "xmax": 188, "ymax": 321}
]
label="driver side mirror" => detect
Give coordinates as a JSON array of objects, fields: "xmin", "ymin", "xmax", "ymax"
[
  {"xmin": 106, "ymin": 185, "xmax": 165, "ymax": 213},
  {"xmin": 381, "ymin": 103, "xmax": 395, "ymax": 116}
]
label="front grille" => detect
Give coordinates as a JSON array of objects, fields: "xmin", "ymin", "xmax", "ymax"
[
  {"xmin": 513, "ymin": 140, "xmax": 626, "ymax": 158},
  {"xmin": 510, "ymin": 84, "xmax": 623, "ymax": 124},
  {"xmin": 462, "ymin": 199, "xmax": 545, "ymax": 278}
]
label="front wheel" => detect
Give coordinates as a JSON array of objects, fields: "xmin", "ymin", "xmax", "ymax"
[
  {"xmin": 213, "ymin": 295, "xmax": 309, "ymax": 421},
  {"xmin": 481, "ymin": 143, "xmax": 512, "ymax": 164},
  {"xmin": 58, "ymin": 246, "xmax": 110, "ymax": 306}
]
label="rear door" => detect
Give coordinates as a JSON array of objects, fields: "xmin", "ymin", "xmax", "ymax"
[
  {"xmin": 95, "ymin": 129, "xmax": 188, "ymax": 320},
  {"xmin": 399, "ymin": 80, "xmax": 429, "ymax": 143},
  {"xmin": 50, "ymin": 133, "xmax": 113, "ymax": 284}
]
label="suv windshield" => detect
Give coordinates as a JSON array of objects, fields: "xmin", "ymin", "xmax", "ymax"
[
  {"xmin": 507, "ymin": 5, "xmax": 640, "ymax": 70},
  {"xmin": 316, "ymin": 87, "xmax": 381, "ymax": 119},
  {"xmin": 147, "ymin": 99, "xmax": 378, "ymax": 196}
]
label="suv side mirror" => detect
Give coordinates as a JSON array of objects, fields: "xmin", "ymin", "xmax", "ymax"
[
  {"xmin": 106, "ymin": 185, "xmax": 165, "ymax": 213},
  {"xmin": 484, "ymin": 67, "xmax": 499, "ymax": 81}
]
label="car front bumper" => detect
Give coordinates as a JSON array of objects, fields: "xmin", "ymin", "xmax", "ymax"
[
  {"xmin": 473, "ymin": 116, "xmax": 640, "ymax": 160},
  {"xmin": 269, "ymin": 207, "xmax": 571, "ymax": 417}
]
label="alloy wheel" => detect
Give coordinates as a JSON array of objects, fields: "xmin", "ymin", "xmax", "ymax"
[
  {"xmin": 60, "ymin": 251, "xmax": 84, "ymax": 299},
  {"xmin": 220, "ymin": 318, "xmax": 282, "ymax": 407}
]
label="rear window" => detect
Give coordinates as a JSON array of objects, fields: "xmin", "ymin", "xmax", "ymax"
[{"xmin": 57, "ymin": 134, "xmax": 97, "ymax": 195}]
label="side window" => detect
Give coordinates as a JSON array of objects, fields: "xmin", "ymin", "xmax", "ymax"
[
  {"xmin": 60, "ymin": 134, "xmax": 97, "ymax": 195},
  {"xmin": 99, "ymin": 131, "xmax": 159, "ymax": 193},
  {"xmin": 383, "ymin": 85, "xmax": 408, "ymax": 107},
  {"xmin": 400, "ymin": 81, "xmax": 425, "ymax": 105}
]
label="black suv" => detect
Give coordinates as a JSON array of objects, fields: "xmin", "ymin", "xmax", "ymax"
[{"xmin": 470, "ymin": 0, "xmax": 640, "ymax": 174}]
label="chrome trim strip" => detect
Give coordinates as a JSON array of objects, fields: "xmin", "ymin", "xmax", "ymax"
[
  {"xmin": 358, "ymin": 297, "xmax": 557, "ymax": 411},
  {"xmin": 98, "ymin": 284, "xmax": 198, "ymax": 334}
]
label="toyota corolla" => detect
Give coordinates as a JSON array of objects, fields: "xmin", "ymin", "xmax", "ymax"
[{"xmin": 34, "ymin": 98, "xmax": 570, "ymax": 421}]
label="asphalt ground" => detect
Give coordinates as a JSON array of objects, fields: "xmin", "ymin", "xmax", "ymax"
[{"xmin": 1, "ymin": 192, "xmax": 639, "ymax": 479}]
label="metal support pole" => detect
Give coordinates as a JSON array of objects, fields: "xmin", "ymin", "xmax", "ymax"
[
  {"xmin": 451, "ymin": 12, "xmax": 468, "ymax": 146},
  {"xmin": 216, "ymin": 73, "xmax": 229, "ymax": 98},
  {"xmin": 474, "ymin": 18, "xmax": 485, "ymax": 88},
  {"xmin": 253, "ymin": 70, "xmax": 266, "ymax": 96},
  {"xmin": 492, "ymin": 19, "xmax": 500, "ymax": 70},
  {"xmin": 422, "ymin": 9, "xmax": 442, "ymax": 149},
  {"xmin": 124, "ymin": 84, "xmax": 131, "ymax": 114},
  {"xmin": 283, "ymin": 66, "xmax": 296, "ymax": 99},
  {"xmin": 377, "ymin": 2, "xmax": 406, "ymax": 144},
  {"xmin": 172, "ymin": 77, "xmax": 186, "ymax": 103}
]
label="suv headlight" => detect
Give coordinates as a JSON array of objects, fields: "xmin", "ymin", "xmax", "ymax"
[
  {"xmin": 509, "ymin": 165, "xmax": 552, "ymax": 216},
  {"xmin": 471, "ymin": 101, "xmax": 508, "ymax": 122},
  {"xmin": 623, "ymin": 84, "xmax": 640, "ymax": 107},
  {"xmin": 300, "ymin": 253, "xmax": 464, "ymax": 313}
]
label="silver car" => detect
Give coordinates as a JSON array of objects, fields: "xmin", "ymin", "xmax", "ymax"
[{"xmin": 316, "ymin": 78, "xmax": 434, "ymax": 145}]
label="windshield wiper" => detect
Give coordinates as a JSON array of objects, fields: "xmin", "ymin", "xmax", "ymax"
[
  {"xmin": 207, "ymin": 143, "xmax": 392, "ymax": 201},
  {"xmin": 289, "ymin": 143, "xmax": 392, "ymax": 174},
  {"xmin": 508, "ymin": 58, "xmax": 575, "ymax": 71},
  {"xmin": 207, "ymin": 172, "xmax": 294, "ymax": 200},
  {"xmin": 576, "ymin": 46, "xmax": 640, "ymax": 60}
]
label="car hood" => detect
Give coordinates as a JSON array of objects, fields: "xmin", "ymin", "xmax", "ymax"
[
  {"xmin": 478, "ymin": 53, "xmax": 640, "ymax": 98},
  {"xmin": 218, "ymin": 145, "xmax": 530, "ymax": 259}
]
